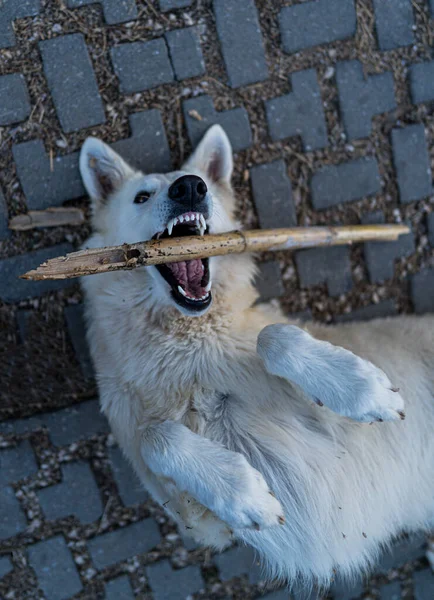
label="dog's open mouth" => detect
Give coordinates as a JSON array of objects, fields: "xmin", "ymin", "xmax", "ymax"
[{"xmin": 153, "ymin": 212, "xmax": 212, "ymax": 312}]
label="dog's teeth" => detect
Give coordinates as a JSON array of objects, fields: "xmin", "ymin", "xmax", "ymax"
[
  {"xmin": 178, "ymin": 286, "xmax": 187, "ymax": 298},
  {"xmin": 199, "ymin": 214, "xmax": 207, "ymax": 231},
  {"xmin": 179, "ymin": 215, "xmax": 184, "ymax": 223},
  {"xmin": 205, "ymin": 280, "xmax": 212, "ymax": 293}
]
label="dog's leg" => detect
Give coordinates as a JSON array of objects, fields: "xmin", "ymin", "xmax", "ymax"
[
  {"xmin": 257, "ymin": 324, "xmax": 405, "ymax": 423},
  {"xmin": 141, "ymin": 420, "xmax": 284, "ymax": 531}
]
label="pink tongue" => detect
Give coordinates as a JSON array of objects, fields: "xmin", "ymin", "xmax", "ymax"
[{"xmin": 167, "ymin": 259, "xmax": 205, "ymax": 298}]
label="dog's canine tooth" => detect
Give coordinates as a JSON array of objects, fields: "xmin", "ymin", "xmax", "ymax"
[
  {"xmin": 205, "ymin": 280, "xmax": 212, "ymax": 293},
  {"xmin": 178, "ymin": 286, "xmax": 187, "ymax": 298},
  {"xmin": 167, "ymin": 219, "xmax": 174, "ymax": 236},
  {"xmin": 199, "ymin": 214, "xmax": 206, "ymax": 231}
]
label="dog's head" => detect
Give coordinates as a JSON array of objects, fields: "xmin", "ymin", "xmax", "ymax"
[{"xmin": 80, "ymin": 125, "xmax": 254, "ymax": 317}]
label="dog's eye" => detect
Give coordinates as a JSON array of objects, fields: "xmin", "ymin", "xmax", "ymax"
[{"xmin": 134, "ymin": 191, "xmax": 151, "ymax": 204}]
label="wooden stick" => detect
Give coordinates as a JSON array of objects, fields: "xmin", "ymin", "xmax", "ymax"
[
  {"xmin": 21, "ymin": 224, "xmax": 410, "ymax": 281},
  {"xmin": 9, "ymin": 207, "xmax": 85, "ymax": 231}
]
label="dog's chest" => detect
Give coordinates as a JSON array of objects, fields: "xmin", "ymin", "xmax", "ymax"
[{"xmin": 182, "ymin": 388, "xmax": 229, "ymax": 436}]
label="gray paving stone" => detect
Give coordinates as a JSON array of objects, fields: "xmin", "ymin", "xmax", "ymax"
[
  {"xmin": 0, "ymin": 414, "xmax": 45, "ymax": 437},
  {"xmin": 112, "ymin": 110, "xmax": 172, "ymax": 174},
  {"xmin": 0, "ymin": 439, "xmax": 38, "ymax": 485},
  {"xmin": 181, "ymin": 533, "xmax": 199, "ymax": 551},
  {"xmin": 335, "ymin": 300, "xmax": 397, "ymax": 323},
  {"xmin": 105, "ymin": 575, "xmax": 135, "ymax": 600},
  {"xmin": 66, "ymin": 0, "xmax": 138, "ymax": 25},
  {"xmin": 43, "ymin": 399, "xmax": 110, "ymax": 446},
  {"xmin": 40, "ymin": 34, "xmax": 105, "ymax": 133},
  {"xmin": 0, "ymin": 556, "xmax": 13, "ymax": 579},
  {"xmin": 165, "ymin": 27, "xmax": 205, "ymax": 81},
  {"xmin": 13, "ymin": 140, "xmax": 84, "ymax": 210},
  {"xmin": 289, "ymin": 310, "xmax": 313, "ymax": 322},
  {"xmin": 391, "ymin": 125, "xmax": 432, "ymax": 204},
  {"xmin": 27, "ymin": 535, "xmax": 82, "ymax": 600},
  {"xmin": 64, "ymin": 304, "xmax": 94, "ymax": 380},
  {"xmin": 266, "ymin": 69, "xmax": 328, "ymax": 151},
  {"xmin": 255, "ymin": 261, "xmax": 285, "ymax": 303},
  {"xmin": 372, "ymin": 0, "xmax": 415, "ymax": 51},
  {"xmin": 295, "ymin": 247, "xmax": 353, "ymax": 297},
  {"xmin": 376, "ymin": 534, "xmax": 426, "ymax": 573},
  {"xmin": 428, "ymin": 213, "xmax": 434, "ymax": 247},
  {"xmin": 380, "ymin": 581, "xmax": 401, "ymax": 600},
  {"xmin": 108, "ymin": 446, "xmax": 147, "ymax": 506},
  {"xmin": 262, "ymin": 589, "xmax": 290, "ymax": 600},
  {"xmin": 146, "ymin": 559, "xmax": 204, "ymax": 600},
  {"xmin": 361, "ymin": 210, "xmax": 386, "ymax": 226},
  {"xmin": 111, "ymin": 38, "xmax": 174, "ymax": 94},
  {"xmin": 0, "ymin": 188, "xmax": 10, "ymax": 241},
  {"xmin": 14, "ymin": 308, "xmax": 31, "ymax": 340},
  {"xmin": 213, "ymin": 0, "xmax": 268, "ymax": 88},
  {"xmin": 411, "ymin": 268, "xmax": 434, "ymax": 314},
  {"xmin": 0, "ymin": 486, "xmax": 27, "ymax": 540},
  {"xmin": 183, "ymin": 95, "xmax": 252, "ymax": 153},
  {"xmin": 410, "ymin": 60, "xmax": 434, "ymax": 105},
  {"xmin": 250, "ymin": 160, "xmax": 296, "ymax": 229},
  {"xmin": 88, "ymin": 519, "xmax": 161, "ymax": 568},
  {"xmin": 278, "ymin": 0, "xmax": 357, "ymax": 54},
  {"xmin": 37, "ymin": 461, "xmax": 103, "ymax": 524},
  {"xmin": 0, "ymin": 0, "xmax": 41, "ymax": 49},
  {"xmin": 0, "ymin": 398, "xmax": 108, "ymax": 440},
  {"xmin": 160, "ymin": 0, "xmax": 192, "ymax": 10},
  {"xmin": 364, "ymin": 228, "xmax": 415, "ymax": 283},
  {"xmin": 0, "ymin": 73, "xmax": 31, "ymax": 125},
  {"xmin": 311, "ymin": 158, "xmax": 381, "ymax": 210},
  {"xmin": 330, "ymin": 576, "xmax": 364, "ymax": 599},
  {"xmin": 0, "ymin": 243, "xmax": 73, "ymax": 303},
  {"xmin": 14, "ymin": 111, "xmax": 170, "ymax": 210},
  {"xmin": 291, "ymin": 582, "xmax": 319, "ymax": 600},
  {"xmin": 336, "ymin": 60, "xmax": 396, "ymax": 141},
  {"xmin": 414, "ymin": 568, "xmax": 434, "ymax": 600},
  {"xmin": 215, "ymin": 546, "xmax": 262, "ymax": 584}
]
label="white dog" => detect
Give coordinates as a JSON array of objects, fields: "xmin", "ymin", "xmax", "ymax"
[{"xmin": 79, "ymin": 125, "xmax": 434, "ymax": 591}]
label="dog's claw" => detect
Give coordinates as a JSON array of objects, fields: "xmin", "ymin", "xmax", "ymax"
[
  {"xmin": 398, "ymin": 410, "xmax": 406, "ymax": 420},
  {"xmin": 377, "ymin": 417, "xmax": 384, "ymax": 422},
  {"xmin": 269, "ymin": 490, "xmax": 276, "ymax": 498},
  {"xmin": 390, "ymin": 387, "xmax": 400, "ymax": 393},
  {"xmin": 253, "ymin": 522, "xmax": 260, "ymax": 531},
  {"xmin": 314, "ymin": 397, "xmax": 324, "ymax": 407},
  {"xmin": 278, "ymin": 515, "xmax": 285, "ymax": 525}
]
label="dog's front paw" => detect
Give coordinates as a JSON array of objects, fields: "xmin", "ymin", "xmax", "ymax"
[
  {"xmin": 257, "ymin": 324, "xmax": 405, "ymax": 423},
  {"xmin": 213, "ymin": 456, "xmax": 285, "ymax": 532},
  {"xmin": 340, "ymin": 357, "xmax": 405, "ymax": 423}
]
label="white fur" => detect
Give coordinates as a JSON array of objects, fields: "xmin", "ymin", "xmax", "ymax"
[
  {"xmin": 79, "ymin": 125, "xmax": 434, "ymax": 591},
  {"xmin": 257, "ymin": 324, "xmax": 405, "ymax": 422}
]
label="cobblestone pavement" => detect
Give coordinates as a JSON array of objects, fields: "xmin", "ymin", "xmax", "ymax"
[{"xmin": 1, "ymin": 1, "xmax": 434, "ymax": 599}]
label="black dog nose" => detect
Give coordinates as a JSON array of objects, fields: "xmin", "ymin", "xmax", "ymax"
[{"xmin": 168, "ymin": 175, "xmax": 207, "ymax": 207}]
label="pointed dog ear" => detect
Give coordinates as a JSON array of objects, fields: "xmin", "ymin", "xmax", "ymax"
[
  {"xmin": 183, "ymin": 125, "xmax": 233, "ymax": 184},
  {"xmin": 79, "ymin": 137, "xmax": 134, "ymax": 207}
]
